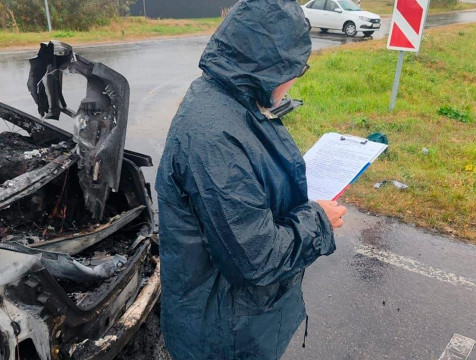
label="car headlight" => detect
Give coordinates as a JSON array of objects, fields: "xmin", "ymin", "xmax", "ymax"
[{"xmin": 359, "ymin": 16, "xmax": 371, "ymax": 22}]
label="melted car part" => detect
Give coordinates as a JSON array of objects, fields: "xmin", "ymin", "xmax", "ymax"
[
  {"xmin": 28, "ymin": 41, "xmax": 130, "ymax": 219},
  {"xmin": 0, "ymin": 330, "xmax": 10, "ymax": 360},
  {"xmin": 70, "ymin": 263, "xmax": 161, "ymax": 360},
  {"xmin": 27, "ymin": 42, "xmax": 73, "ymax": 120},
  {"xmin": 0, "ymin": 41, "xmax": 158, "ymax": 360},
  {"xmin": 0, "ymin": 102, "xmax": 153, "ymax": 167},
  {"xmin": 0, "ymin": 241, "xmax": 156, "ymax": 360},
  {"xmin": 30, "ymin": 206, "xmax": 146, "ymax": 255},
  {"xmin": 0, "ymin": 289, "xmax": 51, "ymax": 360},
  {"xmin": 0, "ymin": 243, "xmax": 127, "ymax": 283},
  {"xmin": 0, "ymin": 134, "xmax": 78, "ymax": 211},
  {"xmin": 0, "ymin": 251, "xmax": 44, "ymax": 286}
]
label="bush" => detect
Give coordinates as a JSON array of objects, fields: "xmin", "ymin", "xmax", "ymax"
[
  {"xmin": 0, "ymin": 0, "xmax": 137, "ymax": 32},
  {"xmin": 0, "ymin": 0, "xmax": 45, "ymax": 31}
]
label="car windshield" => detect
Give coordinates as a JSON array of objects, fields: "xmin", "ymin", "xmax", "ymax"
[{"xmin": 337, "ymin": 0, "xmax": 361, "ymax": 10}]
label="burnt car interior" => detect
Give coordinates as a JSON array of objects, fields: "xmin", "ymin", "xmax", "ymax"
[{"xmin": 0, "ymin": 41, "xmax": 160, "ymax": 360}]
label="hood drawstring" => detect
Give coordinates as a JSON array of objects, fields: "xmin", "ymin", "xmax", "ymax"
[{"xmin": 302, "ymin": 314, "xmax": 309, "ymax": 348}]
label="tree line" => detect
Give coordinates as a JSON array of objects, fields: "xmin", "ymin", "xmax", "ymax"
[{"xmin": 0, "ymin": 0, "xmax": 136, "ymax": 32}]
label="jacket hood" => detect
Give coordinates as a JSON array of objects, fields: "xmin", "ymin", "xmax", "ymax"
[{"xmin": 199, "ymin": 0, "xmax": 312, "ymax": 109}]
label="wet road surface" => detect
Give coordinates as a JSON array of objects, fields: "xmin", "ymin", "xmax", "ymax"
[
  {"xmin": 0, "ymin": 10, "xmax": 475, "ymax": 360},
  {"xmin": 283, "ymin": 205, "xmax": 476, "ymax": 360}
]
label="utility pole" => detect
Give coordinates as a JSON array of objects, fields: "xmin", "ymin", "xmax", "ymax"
[
  {"xmin": 44, "ymin": 0, "xmax": 52, "ymax": 32},
  {"xmin": 142, "ymin": 0, "xmax": 147, "ymax": 18}
]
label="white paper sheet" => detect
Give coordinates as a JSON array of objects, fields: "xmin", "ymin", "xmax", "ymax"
[{"xmin": 303, "ymin": 132, "xmax": 387, "ymax": 200}]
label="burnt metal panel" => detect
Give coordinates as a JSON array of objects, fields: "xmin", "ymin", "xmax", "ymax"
[
  {"xmin": 30, "ymin": 206, "xmax": 145, "ymax": 255},
  {"xmin": 70, "ymin": 263, "xmax": 161, "ymax": 360},
  {"xmin": 0, "ymin": 40, "xmax": 159, "ymax": 360},
  {"xmin": 0, "ymin": 152, "xmax": 78, "ymax": 211},
  {"xmin": 0, "ymin": 102, "xmax": 153, "ymax": 168},
  {"xmin": 27, "ymin": 41, "xmax": 130, "ymax": 219}
]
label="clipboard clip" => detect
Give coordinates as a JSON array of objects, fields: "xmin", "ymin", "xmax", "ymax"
[{"xmin": 340, "ymin": 135, "xmax": 368, "ymax": 145}]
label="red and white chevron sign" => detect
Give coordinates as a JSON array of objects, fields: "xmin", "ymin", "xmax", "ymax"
[{"xmin": 387, "ymin": 0, "xmax": 430, "ymax": 52}]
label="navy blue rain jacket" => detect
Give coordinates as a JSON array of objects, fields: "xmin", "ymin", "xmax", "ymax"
[{"xmin": 156, "ymin": 1, "xmax": 336, "ymax": 359}]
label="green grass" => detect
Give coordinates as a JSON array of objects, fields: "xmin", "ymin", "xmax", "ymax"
[
  {"xmin": 360, "ymin": 0, "xmax": 476, "ymax": 15},
  {"xmin": 287, "ymin": 23, "xmax": 476, "ymax": 241},
  {"xmin": 0, "ymin": 17, "xmax": 221, "ymax": 49}
]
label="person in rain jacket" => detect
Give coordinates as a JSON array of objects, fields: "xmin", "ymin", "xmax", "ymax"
[{"xmin": 155, "ymin": 0, "xmax": 347, "ymax": 359}]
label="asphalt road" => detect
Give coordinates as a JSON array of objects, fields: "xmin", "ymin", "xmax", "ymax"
[
  {"xmin": 0, "ymin": 10, "xmax": 475, "ymax": 360},
  {"xmin": 283, "ymin": 205, "xmax": 476, "ymax": 360}
]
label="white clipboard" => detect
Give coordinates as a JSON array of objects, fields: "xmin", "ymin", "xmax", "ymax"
[{"xmin": 303, "ymin": 132, "xmax": 388, "ymax": 201}]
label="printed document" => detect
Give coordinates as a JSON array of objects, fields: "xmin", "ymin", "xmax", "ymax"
[{"xmin": 303, "ymin": 132, "xmax": 387, "ymax": 200}]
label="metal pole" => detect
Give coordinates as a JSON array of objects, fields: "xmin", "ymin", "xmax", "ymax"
[
  {"xmin": 44, "ymin": 0, "xmax": 52, "ymax": 32},
  {"xmin": 142, "ymin": 0, "xmax": 147, "ymax": 18},
  {"xmin": 389, "ymin": 51, "xmax": 404, "ymax": 111}
]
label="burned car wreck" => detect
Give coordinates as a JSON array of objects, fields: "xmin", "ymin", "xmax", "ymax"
[{"xmin": 0, "ymin": 41, "xmax": 160, "ymax": 360}]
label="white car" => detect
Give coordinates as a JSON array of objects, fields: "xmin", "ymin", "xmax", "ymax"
[{"xmin": 302, "ymin": 0, "xmax": 381, "ymax": 37}]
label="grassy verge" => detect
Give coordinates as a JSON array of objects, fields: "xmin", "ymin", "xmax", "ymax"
[
  {"xmin": 0, "ymin": 17, "xmax": 221, "ymax": 50},
  {"xmin": 287, "ymin": 23, "xmax": 476, "ymax": 242},
  {"xmin": 360, "ymin": 0, "xmax": 476, "ymax": 15}
]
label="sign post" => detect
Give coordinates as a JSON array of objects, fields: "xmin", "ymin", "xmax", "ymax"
[
  {"xmin": 389, "ymin": 51, "xmax": 404, "ymax": 111},
  {"xmin": 387, "ymin": 0, "xmax": 430, "ymax": 110},
  {"xmin": 44, "ymin": 0, "xmax": 52, "ymax": 32}
]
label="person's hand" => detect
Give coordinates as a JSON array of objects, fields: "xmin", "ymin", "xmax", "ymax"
[{"xmin": 316, "ymin": 200, "xmax": 347, "ymax": 229}]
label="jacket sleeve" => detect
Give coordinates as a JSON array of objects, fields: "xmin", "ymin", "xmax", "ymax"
[{"xmin": 183, "ymin": 136, "xmax": 335, "ymax": 287}]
